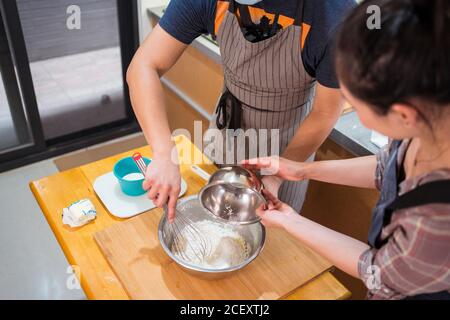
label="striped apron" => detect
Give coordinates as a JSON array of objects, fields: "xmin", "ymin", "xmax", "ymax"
[{"xmin": 205, "ymin": 0, "xmax": 317, "ymax": 211}]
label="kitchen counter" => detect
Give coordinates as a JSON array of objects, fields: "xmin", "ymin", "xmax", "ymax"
[
  {"xmin": 147, "ymin": 6, "xmax": 380, "ymax": 157},
  {"xmin": 332, "ymin": 112, "xmax": 380, "ymax": 156},
  {"xmin": 29, "ymin": 135, "xmax": 350, "ymax": 300},
  {"xmin": 144, "ymin": 6, "xmax": 380, "ymax": 298}
]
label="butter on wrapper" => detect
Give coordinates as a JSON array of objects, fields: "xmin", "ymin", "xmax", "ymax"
[{"xmin": 62, "ymin": 199, "xmax": 97, "ymax": 228}]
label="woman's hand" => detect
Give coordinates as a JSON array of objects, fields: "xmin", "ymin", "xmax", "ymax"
[
  {"xmin": 142, "ymin": 155, "xmax": 181, "ymax": 223},
  {"xmin": 241, "ymin": 156, "xmax": 310, "ymax": 182},
  {"xmin": 256, "ymin": 189, "xmax": 300, "ymax": 229},
  {"xmin": 261, "ymin": 175, "xmax": 283, "ymax": 198}
]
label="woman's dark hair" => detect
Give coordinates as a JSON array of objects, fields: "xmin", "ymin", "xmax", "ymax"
[{"xmin": 336, "ymin": 0, "xmax": 450, "ymax": 118}]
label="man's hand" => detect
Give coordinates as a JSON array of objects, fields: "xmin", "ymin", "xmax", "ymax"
[{"xmin": 142, "ymin": 155, "xmax": 181, "ymax": 223}]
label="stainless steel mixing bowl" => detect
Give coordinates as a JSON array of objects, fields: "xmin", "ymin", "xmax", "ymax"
[
  {"xmin": 158, "ymin": 195, "xmax": 266, "ymax": 280},
  {"xmin": 199, "ymin": 166, "xmax": 267, "ymax": 225},
  {"xmin": 207, "ymin": 166, "xmax": 263, "ymax": 191},
  {"xmin": 199, "ymin": 182, "xmax": 266, "ymax": 225}
]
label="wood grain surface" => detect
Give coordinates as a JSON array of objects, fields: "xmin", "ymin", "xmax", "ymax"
[
  {"xmin": 94, "ymin": 209, "xmax": 332, "ymax": 300},
  {"xmin": 30, "ymin": 135, "xmax": 349, "ymax": 299}
]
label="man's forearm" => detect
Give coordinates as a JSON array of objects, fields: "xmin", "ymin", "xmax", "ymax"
[
  {"xmin": 283, "ymin": 109, "xmax": 339, "ymax": 161},
  {"xmin": 283, "ymin": 84, "xmax": 343, "ymax": 162},
  {"xmin": 263, "ymin": 110, "xmax": 338, "ymax": 194},
  {"xmin": 127, "ymin": 64, "xmax": 174, "ymax": 157},
  {"xmin": 127, "ymin": 24, "xmax": 188, "ymax": 159}
]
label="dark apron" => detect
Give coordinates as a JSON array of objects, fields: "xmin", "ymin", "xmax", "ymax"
[{"xmin": 369, "ymin": 140, "xmax": 450, "ymax": 300}]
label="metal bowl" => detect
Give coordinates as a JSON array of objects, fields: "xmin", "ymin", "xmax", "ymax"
[
  {"xmin": 207, "ymin": 166, "xmax": 263, "ymax": 192},
  {"xmin": 199, "ymin": 166, "xmax": 266, "ymax": 224},
  {"xmin": 199, "ymin": 182, "xmax": 266, "ymax": 225},
  {"xmin": 158, "ymin": 195, "xmax": 266, "ymax": 280}
]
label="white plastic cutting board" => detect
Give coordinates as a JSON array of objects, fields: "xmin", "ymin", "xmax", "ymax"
[{"xmin": 93, "ymin": 172, "xmax": 187, "ymax": 218}]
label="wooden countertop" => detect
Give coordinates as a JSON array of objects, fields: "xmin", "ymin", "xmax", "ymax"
[{"xmin": 29, "ymin": 135, "xmax": 350, "ymax": 300}]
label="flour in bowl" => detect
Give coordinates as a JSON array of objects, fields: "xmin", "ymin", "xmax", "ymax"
[{"xmin": 172, "ymin": 220, "xmax": 251, "ymax": 269}]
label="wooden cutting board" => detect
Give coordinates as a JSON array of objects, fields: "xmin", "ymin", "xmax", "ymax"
[{"xmin": 94, "ymin": 209, "xmax": 332, "ymax": 300}]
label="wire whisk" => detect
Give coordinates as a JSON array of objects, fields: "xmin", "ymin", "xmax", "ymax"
[
  {"xmin": 132, "ymin": 152, "xmax": 211, "ymax": 262},
  {"xmin": 164, "ymin": 204, "xmax": 211, "ymax": 263}
]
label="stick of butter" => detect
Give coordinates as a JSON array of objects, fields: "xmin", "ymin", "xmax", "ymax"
[{"xmin": 62, "ymin": 199, "xmax": 97, "ymax": 228}]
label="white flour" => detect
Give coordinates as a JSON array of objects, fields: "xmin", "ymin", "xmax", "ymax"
[
  {"xmin": 123, "ymin": 173, "xmax": 144, "ymax": 181},
  {"xmin": 172, "ymin": 220, "xmax": 251, "ymax": 269}
]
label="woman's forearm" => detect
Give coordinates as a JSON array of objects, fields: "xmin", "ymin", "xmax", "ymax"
[
  {"xmin": 284, "ymin": 215, "xmax": 369, "ymax": 278},
  {"xmin": 305, "ymin": 156, "xmax": 377, "ymax": 189}
]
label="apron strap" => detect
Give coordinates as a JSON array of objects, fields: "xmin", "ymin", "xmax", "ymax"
[
  {"xmin": 230, "ymin": 1, "xmax": 281, "ymax": 34},
  {"xmin": 368, "ymin": 140, "xmax": 403, "ymax": 248},
  {"xmin": 387, "ymin": 178, "xmax": 450, "ymax": 301},
  {"xmin": 386, "ymin": 180, "xmax": 450, "ymax": 211},
  {"xmin": 229, "ymin": 0, "xmax": 252, "ymax": 26},
  {"xmin": 294, "ymin": 0, "xmax": 305, "ymax": 26},
  {"xmin": 377, "ymin": 179, "xmax": 450, "ymax": 247},
  {"xmin": 215, "ymin": 89, "xmax": 243, "ymax": 130},
  {"xmin": 237, "ymin": 4, "xmax": 253, "ymax": 27},
  {"xmin": 271, "ymin": 13, "xmax": 280, "ymax": 35},
  {"xmin": 228, "ymin": 0, "xmax": 237, "ymax": 14}
]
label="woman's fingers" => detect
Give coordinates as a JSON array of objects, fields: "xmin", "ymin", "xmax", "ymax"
[
  {"xmin": 262, "ymin": 189, "xmax": 283, "ymax": 210},
  {"xmin": 262, "ymin": 188, "xmax": 277, "ymax": 203},
  {"xmin": 241, "ymin": 157, "xmax": 273, "ymax": 169},
  {"xmin": 268, "ymin": 201, "xmax": 277, "ymax": 210},
  {"xmin": 256, "ymin": 206, "xmax": 283, "ymax": 228},
  {"xmin": 256, "ymin": 204, "xmax": 267, "ymax": 218},
  {"xmin": 246, "ymin": 157, "xmax": 272, "ymax": 166}
]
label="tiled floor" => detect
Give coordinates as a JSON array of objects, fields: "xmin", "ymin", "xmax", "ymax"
[
  {"xmin": 0, "ymin": 46, "xmax": 125, "ymax": 150},
  {"xmin": 29, "ymin": 46, "xmax": 126, "ymax": 140},
  {"xmin": 29, "ymin": 47, "xmax": 123, "ymax": 112},
  {"xmin": 0, "ymin": 159, "xmax": 86, "ymax": 299},
  {"xmin": 0, "ymin": 132, "xmax": 147, "ymax": 300}
]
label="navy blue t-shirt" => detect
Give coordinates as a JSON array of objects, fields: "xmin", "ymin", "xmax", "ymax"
[{"xmin": 159, "ymin": 0, "xmax": 356, "ymax": 88}]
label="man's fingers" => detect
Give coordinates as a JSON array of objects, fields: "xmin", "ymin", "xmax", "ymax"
[
  {"xmin": 147, "ymin": 184, "xmax": 160, "ymax": 200},
  {"xmin": 155, "ymin": 186, "xmax": 170, "ymax": 208},
  {"xmin": 142, "ymin": 179, "xmax": 151, "ymax": 191},
  {"xmin": 167, "ymin": 192, "xmax": 178, "ymax": 223}
]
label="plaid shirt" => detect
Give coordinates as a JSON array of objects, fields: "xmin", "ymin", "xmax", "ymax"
[{"xmin": 358, "ymin": 140, "xmax": 450, "ymax": 300}]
